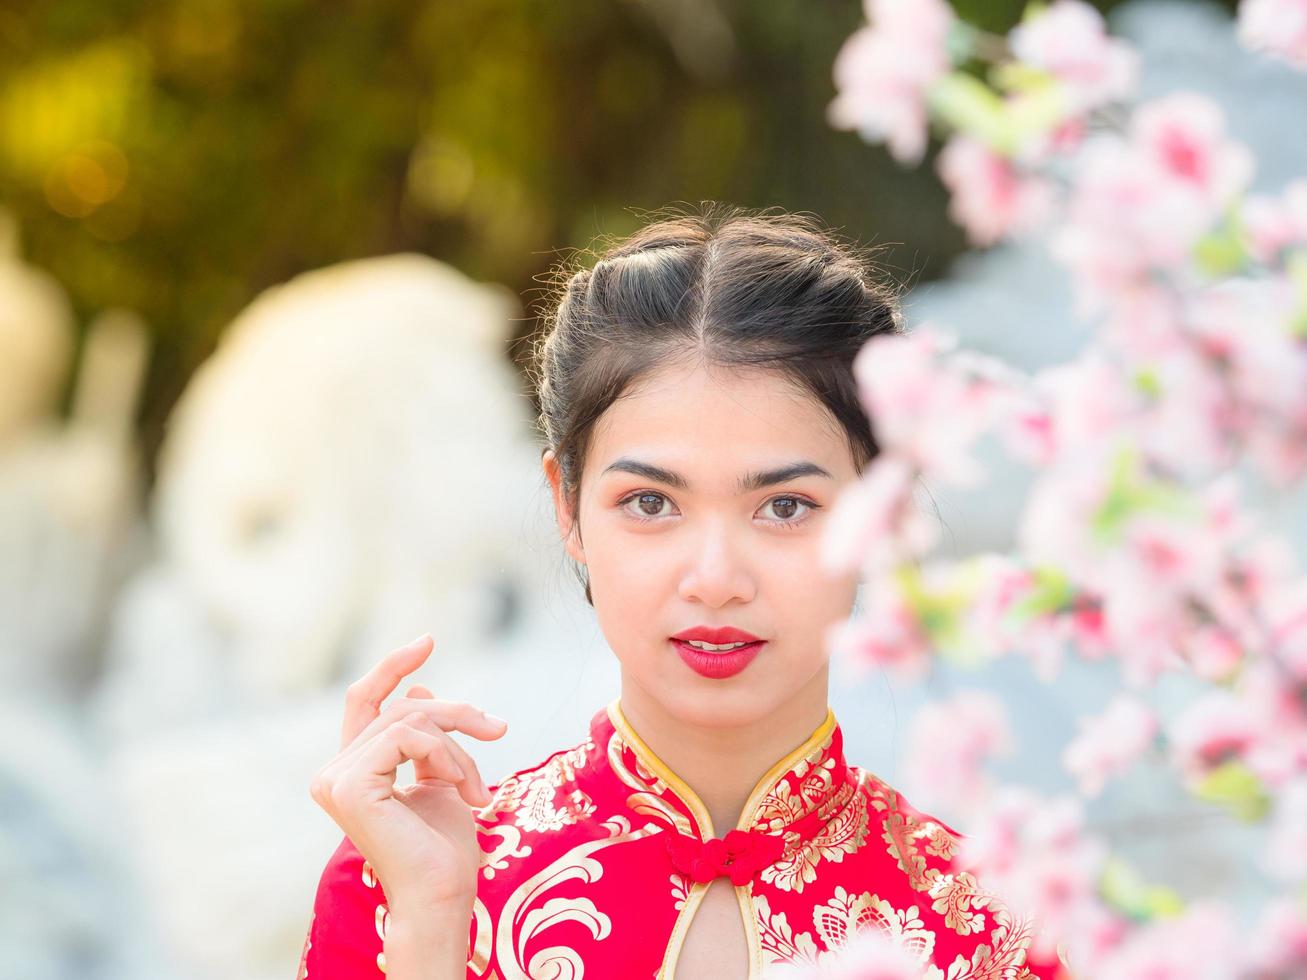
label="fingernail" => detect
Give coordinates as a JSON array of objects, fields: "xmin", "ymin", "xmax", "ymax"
[
  {"xmin": 410, "ymin": 632, "xmax": 431, "ymax": 646},
  {"xmin": 483, "ymin": 712, "xmax": 508, "ymax": 726}
]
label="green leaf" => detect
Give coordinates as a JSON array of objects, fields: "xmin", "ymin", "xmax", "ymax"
[
  {"xmin": 1193, "ymin": 225, "xmax": 1250, "ymax": 278},
  {"xmin": 1192, "ymin": 759, "xmax": 1272, "ymax": 821},
  {"xmin": 893, "ymin": 563, "xmax": 968, "ymax": 653},
  {"xmin": 1099, "ymin": 856, "xmax": 1186, "ymax": 922},
  {"xmin": 1090, "ymin": 445, "xmax": 1199, "ymax": 542},
  {"xmin": 1287, "ymin": 249, "xmax": 1307, "ymax": 339},
  {"xmin": 1134, "ymin": 368, "xmax": 1161, "ymax": 399},
  {"xmin": 1008, "ymin": 565, "xmax": 1073, "ymax": 620},
  {"xmin": 927, "ymin": 72, "xmax": 1014, "ymax": 154}
]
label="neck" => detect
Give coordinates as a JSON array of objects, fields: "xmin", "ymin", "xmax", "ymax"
[{"xmin": 616, "ymin": 663, "xmax": 831, "ymax": 835}]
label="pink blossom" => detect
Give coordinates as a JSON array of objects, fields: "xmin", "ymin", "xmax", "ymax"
[
  {"xmin": 1267, "ymin": 578, "xmax": 1307, "ymax": 680},
  {"xmin": 1244, "ymin": 895, "xmax": 1307, "ymax": 975},
  {"xmin": 1130, "ymin": 92, "xmax": 1254, "ymax": 206},
  {"xmin": 1167, "ymin": 689, "xmax": 1266, "ymax": 785},
  {"xmin": 935, "ymin": 134, "xmax": 1058, "ymax": 246},
  {"xmin": 1183, "ymin": 277, "xmax": 1307, "ymax": 485},
  {"xmin": 852, "ymin": 326, "xmax": 1022, "ymax": 485},
  {"xmin": 1052, "ymin": 97, "xmax": 1250, "ymax": 318},
  {"xmin": 1185, "ymin": 624, "xmax": 1245, "ymax": 682},
  {"xmin": 1242, "ymin": 178, "xmax": 1307, "ymax": 263},
  {"xmin": 768, "ymin": 922, "xmax": 931, "ymax": 980},
  {"xmin": 827, "ymin": 0, "xmax": 955, "ymax": 165},
  {"xmin": 1087, "ymin": 900, "xmax": 1241, "ymax": 979},
  {"xmin": 1053, "ymin": 136, "xmax": 1218, "ymax": 317},
  {"xmin": 824, "ymin": 579, "xmax": 933, "ymax": 683},
  {"xmin": 1061, "ymin": 695, "xmax": 1158, "ymax": 797},
  {"xmin": 956, "ymin": 788, "xmax": 1107, "ymax": 965},
  {"xmin": 1238, "ymin": 0, "xmax": 1307, "ymax": 71},
  {"xmin": 1263, "ymin": 776, "xmax": 1307, "ymax": 883},
  {"xmin": 904, "ymin": 690, "xmax": 1015, "ymax": 814},
  {"xmin": 1229, "ymin": 660, "xmax": 1307, "ymax": 789},
  {"xmin": 820, "ymin": 455, "xmax": 936, "ymax": 576},
  {"xmin": 1008, "ymin": 0, "xmax": 1140, "ymax": 113},
  {"xmin": 1097, "ymin": 282, "xmax": 1188, "ymax": 362}
]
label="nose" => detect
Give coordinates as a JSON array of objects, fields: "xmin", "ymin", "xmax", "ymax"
[{"xmin": 676, "ymin": 518, "xmax": 757, "ymax": 608}]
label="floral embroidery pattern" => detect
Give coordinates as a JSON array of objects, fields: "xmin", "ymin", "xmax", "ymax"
[
  {"xmin": 928, "ymin": 870, "xmax": 992, "ymax": 936},
  {"xmin": 479, "ymin": 824, "xmax": 533, "ymax": 880},
  {"xmin": 754, "ymin": 886, "xmax": 937, "ymax": 969},
  {"xmin": 361, "ymin": 858, "xmax": 389, "ymax": 974},
  {"xmin": 759, "ymin": 774, "xmax": 869, "ymax": 894},
  {"xmin": 482, "ymin": 740, "xmax": 598, "ymax": 834}
]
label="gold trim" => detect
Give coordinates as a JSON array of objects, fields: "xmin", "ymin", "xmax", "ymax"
[
  {"xmin": 606, "ymin": 697, "xmax": 838, "ymax": 980},
  {"xmin": 735, "ymin": 707, "xmax": 837, "ymax": 832},
  {"xmin": 736, "ymin": 881, "xmax": 762, "ymax": 980},
  {"xmin": 657, "ymin": 878, "xmax": 710, "ymax": 979},
  {"xmin": 607, "ymin": 698, "xmax": 714, "ymax": 837}
]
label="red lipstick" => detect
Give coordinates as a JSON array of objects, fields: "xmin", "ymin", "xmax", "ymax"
[{"xmin": 669, "ymin": 626, "xmax": 766, "ymax": 679}]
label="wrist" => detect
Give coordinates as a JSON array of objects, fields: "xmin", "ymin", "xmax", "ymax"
[{"xmin": 383, "ymin": 901, "xmax": 473, "ymax": 980}]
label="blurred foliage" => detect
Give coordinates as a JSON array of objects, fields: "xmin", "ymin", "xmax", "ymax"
[{"xmin": 0, "ymin": 0, "xmax": 1236, "ymax": 486}]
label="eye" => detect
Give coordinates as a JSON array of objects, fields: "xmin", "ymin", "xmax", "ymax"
[
  {"xmin": 619, "ymin": 491, "xmax": 677, "ymax": 522},
  {"xmin": 759, "ymin": 495, "xmax": 818, "ymax": 526},
  {"xmin": 615, "ymin": 491, "xmax": 820, "ymax": 529}
]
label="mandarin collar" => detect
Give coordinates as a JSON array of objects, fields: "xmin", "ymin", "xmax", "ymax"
[{"xmin": 600, "ymin": 697, "xmax": 854, "ymax": 843}]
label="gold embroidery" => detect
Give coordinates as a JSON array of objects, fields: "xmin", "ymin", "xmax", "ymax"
[
  {"xmin": 469, "ymin": 896, "xmax": 493, "ymax": 974},
  {"xmin": 933, "ymin": 893, "xmax": 1037, "ymax": 980},
  {"xmin": 360, "ymin": 856, "xmax": 389, "ymax": 975},
  {"xmin": 754, "ymin": 893, "xmax": 821, "ymax": 964},
  {"xmin": 493, "ymin": 814, "xmax": 662, "ymax": 980},
  {"xmin": 607, "ymin": 702, "xmax": 713, "ymax": 839},
  {"xmin": 670, "ymin": 871, "xmax": 691, "ymax": 911},
  {"xmin": 607, "ymin": 731, "xmax": 698, "ymax": 834},
  {"xmin": 753, "ymin": 884, "xmax": 1038, "ymax": 980},
  {"xmin": 928, "ymin": 870, "xmax": 991, "ymax": 936},
  {"xmin": 478, "ymin": 824, "xmax": 533, "ymax": 879},
  {"xmin": 758, "ymin": 771, "xmax": 869, "ymax": 894},
  {"xmin": 815, "ymin": 886, "xmax": 937, "ymax": 962},
  {"xmin": 870, "ymin": 777, "xmax": 955, "ymax": 894},
  {"xmin": 476, "ymin": 738, "xmax": 597, "ymax": 833},
  {"xmin": 756, "ymin": 887, "xmax": 938, "ymax": 970}
]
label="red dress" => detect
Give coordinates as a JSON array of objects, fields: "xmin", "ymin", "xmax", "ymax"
[{"xmin": 298, "ymin": 699, "xmax": 1071, "ymax": 978}]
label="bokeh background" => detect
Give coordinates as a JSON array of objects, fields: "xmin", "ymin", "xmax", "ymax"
[{"xmin": 12, "ymin": 1, "xmax": 1305, "ymax": 978}]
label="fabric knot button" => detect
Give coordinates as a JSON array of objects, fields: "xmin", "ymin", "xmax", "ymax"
[
  {"xmin": 664, "ymin": 825, "xmax": 787, "ymax": 885},
  {"xmin": 723, "ymin": 829, "xmax": 751, "ymax": 855}
]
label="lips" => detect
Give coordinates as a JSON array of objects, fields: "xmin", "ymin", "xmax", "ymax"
[{"xmin": 670, "ymin": 625, "xmax": 763, "ymax": 645}]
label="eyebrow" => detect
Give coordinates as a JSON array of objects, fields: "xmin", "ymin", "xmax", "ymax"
[{"xmin": 601, "ymin": 457, "xmax": 834, "ymax": 493}]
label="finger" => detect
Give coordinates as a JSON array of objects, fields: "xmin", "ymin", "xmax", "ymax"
[
  {"xmin": 342, "ymin": 695, "xmax": 508, "ymax": 759},
  {"xmin": 404, "ymin": 685, "xmax": 442, "ymax": 784},
  {"xmin": 407, "ymin": 714, "xmax": 492, "ymax": 807},
  {"xmin": 402, "ymin": 685, "xmax": 459, "ymax": 787},
  {"xmin": 340, "ymin": 716, "xmax": 467, "ymax": 809},
  {"xmin": 340, "ymin": 634, "xmax": 435, "ymax": 750}
]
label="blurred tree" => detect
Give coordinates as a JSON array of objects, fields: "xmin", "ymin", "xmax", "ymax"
[{"xmin": 0, "ymin": 0, "xmax": 1237, "ymax": 487}]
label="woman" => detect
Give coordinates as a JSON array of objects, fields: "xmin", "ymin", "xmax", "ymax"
[{"xmin": 298, "ymin": 204, "xmax": 1069, "ymax": 979}]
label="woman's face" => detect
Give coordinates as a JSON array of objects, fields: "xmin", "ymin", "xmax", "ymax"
[{"xmin": 544, "ymin": 359, "xmax": 863, "ymax": 730}]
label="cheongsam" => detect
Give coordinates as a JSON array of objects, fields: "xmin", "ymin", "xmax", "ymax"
[{"xmin": 298, "ymin": 698, "xmax": 1071, "ymax": 978}]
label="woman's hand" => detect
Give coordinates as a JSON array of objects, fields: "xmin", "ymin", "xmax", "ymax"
[{"xmin": 309, "ymin": 634, "xmax": 509, "ymax": 907}]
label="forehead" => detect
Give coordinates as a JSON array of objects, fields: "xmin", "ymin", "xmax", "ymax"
[{"xmin": 587, "ymin": 360, "xmax": 849, "ymax": 470}]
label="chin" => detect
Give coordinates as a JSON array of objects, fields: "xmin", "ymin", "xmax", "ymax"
[{"xmin": 662, "ymin": 679, "xmax": 796, "ymax": 729}]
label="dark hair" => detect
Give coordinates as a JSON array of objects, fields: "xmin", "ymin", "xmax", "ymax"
[{"xmin": 527, "ymin": 201, "xmax": 906, "ymax": 606}]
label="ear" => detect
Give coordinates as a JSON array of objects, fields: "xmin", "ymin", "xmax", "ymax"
[{"xmin": 542, "ymin": 449, "xmax": 585, "ymax": 565}]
